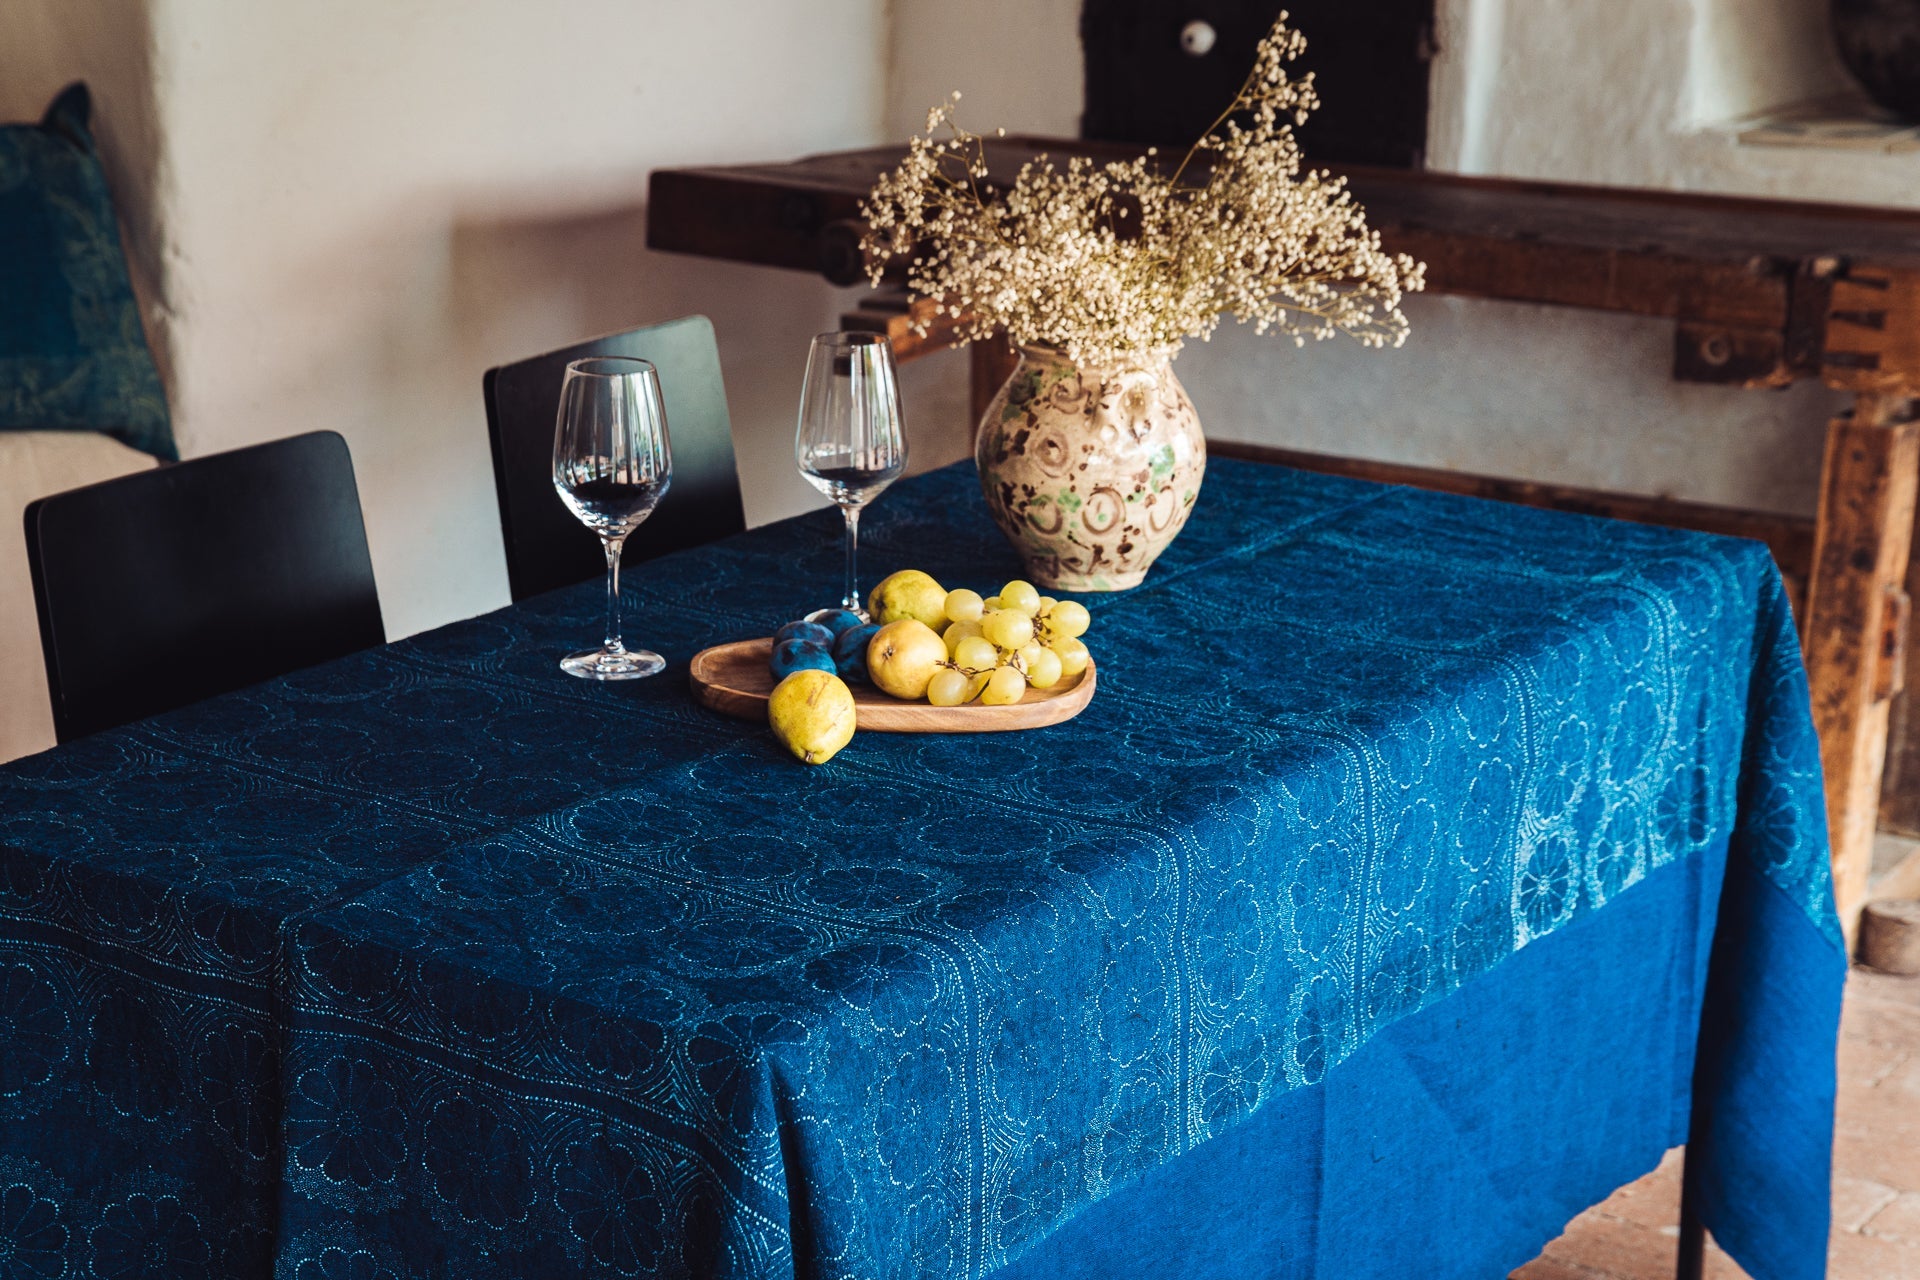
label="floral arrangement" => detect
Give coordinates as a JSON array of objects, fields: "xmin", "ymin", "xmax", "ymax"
[{"xmin": 859, "ymin": 14, "xmax": 1426, "ymax": 369}]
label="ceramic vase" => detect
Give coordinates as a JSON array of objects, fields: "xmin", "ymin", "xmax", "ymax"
[{"xmin": 974, "ymin": 344, "xmax": 1205, "ymax": 591}]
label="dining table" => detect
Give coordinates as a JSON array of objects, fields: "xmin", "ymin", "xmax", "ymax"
[{"xmin": 0, "ymin": 458, "xmax": 1845, "ymax": 1280}]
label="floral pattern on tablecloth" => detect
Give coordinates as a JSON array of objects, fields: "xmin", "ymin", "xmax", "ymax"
[{"xmin": 0, "ymin": 460, "xmax": 1833, "ymax": 1278}]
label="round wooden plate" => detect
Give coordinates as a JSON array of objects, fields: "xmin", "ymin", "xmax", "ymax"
[{"xmin": 689, "ymin": 638, "xmax": 1096, "ymax": 733}]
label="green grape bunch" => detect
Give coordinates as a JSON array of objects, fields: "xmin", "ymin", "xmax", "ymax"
[{"xmin": 927, "ymin": 580, "xmax": 1093, "ymax": 707}]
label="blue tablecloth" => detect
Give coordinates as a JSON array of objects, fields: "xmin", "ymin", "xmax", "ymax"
[{"xmin": 0, "ymin": 460, "xmax": 1843, "ymax": 1280}]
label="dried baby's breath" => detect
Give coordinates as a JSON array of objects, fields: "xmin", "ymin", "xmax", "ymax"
[{"xmin": 860, "ymin": 14, "xmax": 1425, "ymax": 368}]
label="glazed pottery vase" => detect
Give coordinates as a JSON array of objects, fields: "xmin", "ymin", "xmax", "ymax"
[{"xmin": 974, "ymin": 345, "xmax": 1205, "ymax": 591}]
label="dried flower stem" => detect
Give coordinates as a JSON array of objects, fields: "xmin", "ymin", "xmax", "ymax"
[{"xmin": 859, "ymin": 12, "xmax": 1425, "ymax": 368}]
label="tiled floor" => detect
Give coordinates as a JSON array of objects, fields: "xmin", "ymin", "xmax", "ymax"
[{"xmin": 1511, "ymin": 965, "xmax": 1920, "ymax": 1279}]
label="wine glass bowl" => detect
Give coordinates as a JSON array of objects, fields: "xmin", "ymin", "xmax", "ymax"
[
  {"xmin": 553, "ymin": 357, "xmax": 672, "ymax": 680},
  {"xmin": 795, "ymin": 332, "xmax": 907, "ymax": 619}
]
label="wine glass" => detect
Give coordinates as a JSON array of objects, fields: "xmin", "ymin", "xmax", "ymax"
[
  {"xmin": 795, "ymin": 332, "xmax": 907, "ymax": 619},
  {"xmin": 552, "ymin": 356, "xmax": 672, "ymax": 680}
]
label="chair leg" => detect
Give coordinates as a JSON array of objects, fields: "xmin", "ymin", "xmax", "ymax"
[{"xmin": 1676, "ymin": 1155, "xmax": 1706, "ymax": 1280}]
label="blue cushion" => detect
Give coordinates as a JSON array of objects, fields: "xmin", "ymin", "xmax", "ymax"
[{"xmin": 0, "ymin": 84, "xmax": 174, "ymax": 460}]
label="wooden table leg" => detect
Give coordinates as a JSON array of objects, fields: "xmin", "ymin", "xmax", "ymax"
[
  {"xmin": 969, "ymin": 334, "xmax": 1019, "ymax": 432},
  {"xmin": 1800, "ymin": 393, "xmax": 1920, "ymax": 944},
  {"xmin": 1676, "ymin": 1174, "xmax": 1706, "ymax": 1280}
]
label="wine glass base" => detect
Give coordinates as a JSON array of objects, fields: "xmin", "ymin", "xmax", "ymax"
[{"xmin": 560, "ymin": 646, "xmax": 665, "ymax": 681}]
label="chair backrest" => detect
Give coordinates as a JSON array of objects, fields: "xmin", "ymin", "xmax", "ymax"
[
  {"xmin": 24, "ymin": 430, "xmax": 385, "ymax": 742},
  {"xmin": 483, "ymin": 315, "xmax": 746, "ymax": 601}
]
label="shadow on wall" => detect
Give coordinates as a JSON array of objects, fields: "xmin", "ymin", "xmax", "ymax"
[{"xmin": 447, "ymin": 201, "xmax": 972, "ymax": 532}]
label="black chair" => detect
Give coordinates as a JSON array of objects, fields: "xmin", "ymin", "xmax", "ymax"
[
  {"xmin": 483, "ymin": 315, "xmax": 746, "ymax": 601},
  {"xmin": 24, "ymin": 430, "xmax": 385, "ymax": 742}
]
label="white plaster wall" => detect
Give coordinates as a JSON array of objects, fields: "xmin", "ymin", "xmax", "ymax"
[
  {"xmin": 6, "ymin": 0, "xmax": 900, "ymax": 645},
  {"xmin": 878, "ymin": 0, "xmax": 1083, "ymax": 495},
  {"xmin": 883, "ymin": 0, "xmax": 1084, "ymax": 141},
  {"xmin": 1407, "ymin": 0, "xmax": 1920, "ymax": 513},
  {"xmin": 1686, "ymin": 0, "xmax": 1853, "ymax": 127},
  {"xmin": 1428, "ymin": 0, "xmax": 1891, "ymax": 197},
  {"xmin": 1176, "ymin": 294, "xmax": 1842, "ymax": 515},
  {"xmin": 148, "ymin": 0, "xmax": 890, "ymax": 637}
]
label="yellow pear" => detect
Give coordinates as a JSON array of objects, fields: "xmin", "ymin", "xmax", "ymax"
[
  {"xmin": 867, "ymin": 619, "xmax": 947, "ymax": 700},
  {"xmin": 867, "ymin": 569, "xmax": 949, "ymax": 630},
  {"xmin": 768, "ymin": 670, "xmax": 857, "ymax": 764}
]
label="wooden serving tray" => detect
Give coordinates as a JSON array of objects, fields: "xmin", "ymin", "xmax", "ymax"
[{"xmin": 689, "ymin": 638, "xmax": 1096, "ymax": 733}]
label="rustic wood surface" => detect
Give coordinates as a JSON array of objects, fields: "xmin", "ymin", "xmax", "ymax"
[
  {"xmin": 652, "ymin": 136, "xmax": 1920, "ymax": 393},
  {"xmin": 1802, "ymin": 401, "xmax": 1920, "ymax": 940},
  {"xmin": 689, "ymin": 638, "xmax": 1097, "ymax": 733},
  {"xmin": 839, "ymin": 294, "xmax": 959, "ymax": 363},
  {"xmin": 649, "ymin": 137, "xmax": 1920, "ymax": 365},
  {"xmin": 1884, "ymin": 539, "xmax": 1920, "ymax": 837},
  {"xmin": 653, "ymin": 135, "xmax": 1920, "ymax": 395},
  {"xmin": 1826, "ymin": 266, "xmax": 1920, "ymax": 393},
  {"xmin": 648, "ymin": 138, "xmax": 1920, "ymax": 277}
]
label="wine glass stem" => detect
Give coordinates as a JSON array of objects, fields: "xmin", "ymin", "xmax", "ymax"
[
  {"xmin": 603, "ymin": 533, "xmax": 628, "ymax": 653},
  {"xmin": 841, "ymin": 505, "xmax": 862, "ymax": 613}
]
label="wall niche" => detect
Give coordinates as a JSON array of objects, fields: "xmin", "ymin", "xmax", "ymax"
[{"xmin": 1081, "ymin": 0, "xmax": 1436, "ymax": 168}]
